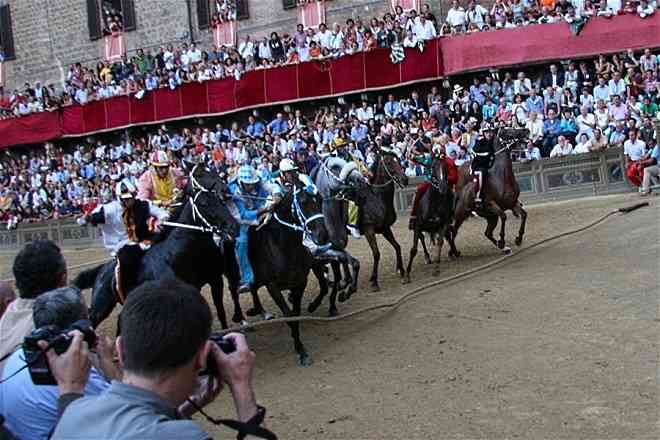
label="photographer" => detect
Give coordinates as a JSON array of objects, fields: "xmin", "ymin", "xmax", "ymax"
[
  {"xmin": 0, "ymin": 287, "xmax": 117, "ymax": 440},
  {"xmin": 52, "ymin": 278, "xmax": 266, "ymax": 439},
  {"xmin": 0, "ymin": 240, "xmax": 67, "ymax": 373}
]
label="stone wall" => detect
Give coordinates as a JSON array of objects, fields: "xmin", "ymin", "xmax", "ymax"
[{"xmin": 1, "ymin": 0, "xmax": 467, "ymax": 90}]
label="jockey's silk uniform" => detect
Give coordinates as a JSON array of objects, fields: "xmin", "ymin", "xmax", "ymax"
[
  {"xmin": 136, "ymin": 168, "xmax": 185, "ymax": 206},
  {"xmin": 410, "ymin": 154, "xmax": 458, "ymax": 218},
  {"xmin": 229, "ymin": 179, "xmax": 275, "ymax": 287},
  {"xmin": 471, "ymin": 136, "xmax": 496, "ymax": 200}
]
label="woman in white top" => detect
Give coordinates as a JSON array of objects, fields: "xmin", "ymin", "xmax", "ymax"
[{"xmin": 573, "ymin": 133, "xmax": 593, "ymax": 155}]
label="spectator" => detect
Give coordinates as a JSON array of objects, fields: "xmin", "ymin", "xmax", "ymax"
[
  {"xmin": 446, "ymin": 0, "xmax": 467, "ymax": 32},
  {"xmin": 624, "ymin": 129, "xmax": 646, "ymax": 186},
  {"xmin": 573, "ymin": 133, "xmax": 593, "ymax": 154},
  {"xmin": 590, "ymin": 127, "xmax": 609, "ymax": 152},
  {"xmin": 640, "ymin": 138, "xmax": 659, "ymax": 195},
  {"xmin": 521, "ymin": 140, "xmax": 542, "ymax": 161},
  {"xmin": 526, "ymin": 111, "xmax": 544, "ymax": 145},
  {"xmin": 0, "ymin": 282, "xmax": 14, "ymax": 319},
  {"xmin": 550, "ymin": 135, "xmax": 574, "ymax": 157},
  {"xmin": 51, "ymin": 278, "xmax": 266, "ymax": 439},
  {"xmin": 576, "ymin": 105, "xmax": 596, "ymax": 137},
  {"xmin": 0, "ymin": 240, "xmax": 67, "ymax": 373},
  {"xmin": 0, "ymin": 287, "xmax": 118, "ymax": 440}
]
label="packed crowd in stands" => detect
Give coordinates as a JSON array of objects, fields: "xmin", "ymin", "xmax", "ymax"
[
  {"xmin": 1, "ymin": 46, "xmax": 658, "ymax": 227},
  {"xmin": 1, "ymin": 0, "xmax": 658, "ymax": 118}
]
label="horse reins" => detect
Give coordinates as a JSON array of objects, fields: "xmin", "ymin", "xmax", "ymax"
[
  {"xmin": 370, "ymin": 156, "xmax": 405, "ymax": 189},
  {"xmin": 273, "ymin": 187, "xmax": 324, "ymax": 240}
]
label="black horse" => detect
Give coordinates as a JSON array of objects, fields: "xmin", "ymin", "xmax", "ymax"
[
  {"xmin": 404, "ymin": 155, "xmax": 458, "ymax": 283},
  {"xmin": 362, "ymin": 150, "xmax": 409, "ymax": 291},
  {"xmin": 74, "ymin": 166, "xmax": 240, "ymax": 329},
  {"xmin": 238, "ymin": 178, "xmax": 329, "ymax": 366}
]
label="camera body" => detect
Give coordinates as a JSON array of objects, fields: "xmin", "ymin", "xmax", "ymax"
[
  {"xmin": 199, "ymin": 332, "xmax": 236, "ymax": 376},
  {"xmin": 23, "ymin": 320, "xmax": 97, "ymax": 386}
]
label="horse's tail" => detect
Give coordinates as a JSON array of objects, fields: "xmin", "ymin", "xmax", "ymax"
[{"xmin": 73, "ymin": 263, "xmax": 106, "ymax": 290}]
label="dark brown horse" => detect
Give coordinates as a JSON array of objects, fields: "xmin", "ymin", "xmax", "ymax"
[
  {"xmin": 362, "ymin": 150, "xmax": 409, "ymax": 291},
  {"xmin": 453, "ymin": 127, "xmax": 529, "ymax": 254},
  {"xmin": 404, "ymin": 155, "xmax": 458, "ymax": 283}
]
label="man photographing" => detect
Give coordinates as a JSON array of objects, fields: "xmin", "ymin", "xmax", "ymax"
[{"xmin": 51, "ymin": 278, "xmax": 268, "ymax": 439}]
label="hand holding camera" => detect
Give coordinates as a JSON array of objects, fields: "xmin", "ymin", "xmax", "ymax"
[{"xmin": 37, "ymin": 330, "xmax": 91, "ymax": 395}]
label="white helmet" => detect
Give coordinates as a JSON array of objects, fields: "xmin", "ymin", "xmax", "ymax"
[
  {"xmin": 116, "ymin": 180, "xmax": 137, "ymax": 199},
  {"xmin": 279, "ymin": 158, "xmax": 298, "ymax": 173}
]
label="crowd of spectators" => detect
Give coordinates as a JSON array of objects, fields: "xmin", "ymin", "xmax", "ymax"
[
  {"xmin": 1, "ymin": 48, "xmax": 658, "ymax": 227},
  {"xmin": 1, "ymin": 0, "xmax": 657, "ymax": 118}
]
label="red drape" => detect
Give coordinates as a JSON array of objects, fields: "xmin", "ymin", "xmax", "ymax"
[{"xmin": 0, "ymin": 14, "xmax": 657, "ymax": 147}]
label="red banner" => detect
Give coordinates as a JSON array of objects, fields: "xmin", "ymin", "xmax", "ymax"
[{"xmin": 0, "ymin": 14, "xmax": 657, "ymax": 148}]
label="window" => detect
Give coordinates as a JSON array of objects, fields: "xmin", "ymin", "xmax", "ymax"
[
  {"xmin": 198, "ymin": 0, "xmax": 249, "ymax": 30},
  {"xmin": 87, "ymin": 0, "xmax": 136, "ymax": 40},
  {"xmin": 0, "ymin": 5, "xmax": 15, "ymax": 61}
]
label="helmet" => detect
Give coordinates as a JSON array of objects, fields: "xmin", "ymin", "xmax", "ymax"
[
  {"xmin": 150, "ymin": 150, "xmax": 170, "ymax": 167},
  {"xmin": 116, "ymin": 180, "xmax": 136, "ymax": 199},
  {"xmin": 279, "ymin": 158, "xmax": 298, "ymax": 173},
  {"xmin": 333, "ymin": 138, "xmax": 347, "ymax": 149},
  {"xmin": 238, "ymin": 165, "xmax": 260, "ymax": 185}
]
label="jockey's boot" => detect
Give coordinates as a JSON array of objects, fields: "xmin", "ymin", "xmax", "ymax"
[
  {"xmin": 347, "ymin": 225, "xmax": 361, "ymax": 239},
  {"xmin": 408, "ymin": 216, "xmax": 417, "ymax": 230}
]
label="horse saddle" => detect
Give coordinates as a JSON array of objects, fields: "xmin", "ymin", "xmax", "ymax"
[{"xmin": 114, "ymin": 244, "xmax": 146, "ymax": 304}]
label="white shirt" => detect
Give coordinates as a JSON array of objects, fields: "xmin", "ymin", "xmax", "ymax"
[
  {"xmin": 573, "ymin": 140, "xmax": 592, "ymax": 154},
  {"xmin": 608, "ymin": 78, "xmax": 626, "ymax": 97},
  {"xmin": 188, "ymin": 49, "xmax": 202, "ymax": 64},
  {"xmin": 238, "ymin": 40, "xmax": 255, "ymax": 58},
  {"xmin": 356, "ymin": 107, "xmax": 374, "ymax": 122},
  {"xmin": 446, "ymin": 7, "xmax": 467, "ymax": 27},
  {"xmin": 413, "ymin": 20, "xmax": 437, "ymax": 40},
  {"xmin": 576, "ymin": 113, "xmax": 596, "ymax": 134},
  {"xmin": 466, "ymin": 5, "xmax": 488, "ymax": 28},
  {"xmin": 514, "ymin": 78, "xmax": 532, "ymax": 95},
  {"xmin": 526, "ymin": 119, "xmax": 544, "ymax": 141},
  {"xmin": 624, "ymin": 139, "xmax": 646, "ymax": 161},
  {"xmin": 315, "ymin": 30, "xmax": 334, "ymax": 50},
  {"xmin": 550, "ymin": 143, "xmax": 574, "ymax": 158},
  {"xmin": 403, "ymin": 34, "xmax": 419, "ymax": 48}
]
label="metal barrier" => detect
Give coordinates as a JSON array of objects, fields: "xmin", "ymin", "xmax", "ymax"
[{"xmin": 0, "ymin": 148, "xmax": 633, "ymax": 251}]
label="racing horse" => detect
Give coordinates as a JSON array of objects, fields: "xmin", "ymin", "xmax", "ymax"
[
  {"xmin": 362, "ymin": 149, "xmax": 408, "ymax": 291},
  {"xmin": 241, "ymin": 176, "xmax": 329, "ymax": 366},
  {"xmin": 403, "ymin": 154, "xmax": 457, "ymax": 283},
  {"xmin": 73, "ymin": 166, "xmax": 239, "ymax": 329},
  {"xmin": 453, "ymin": 127, "xmax": 529, "ymax": 253}
]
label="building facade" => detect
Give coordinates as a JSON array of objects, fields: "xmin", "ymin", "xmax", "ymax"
[{"xmin": 0, "ymin": 0, "xmax": 453, "ymax": 91}]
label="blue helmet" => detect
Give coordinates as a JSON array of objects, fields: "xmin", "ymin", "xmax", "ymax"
[{"xmin": 238, "ymin": 165, "xmax": 260, "ymax": 185}]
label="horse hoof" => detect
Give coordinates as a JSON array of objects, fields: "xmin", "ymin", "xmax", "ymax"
[
  {"xmin": 245, "ymin": 307, "xmax": 263, "ymax": 317},
  {"xmin": 371, "ymin": 284, "xmax": 380, "ymax": 292},
  {"xmin": 307, "ymin": 302, "xmax": 319, "ymax": 314},
  {"xmin": 497, "ymin": 240, "xmax": 506, "ymax": 249},
  {"xmin": 502, "ymin": 247, "xmax": 512, "ymax": 255},
  {"xmin": 402, "ymin": 276, "xmax": 411, "ymax": 284},
  {"xmin": 328, "ymin": 307, "xmax": 338, "ymax": 317},
  {"xmin": 432, "ymin": 269, "xmax": 441, "ymax": 277},
  {"xmin": 232, "ymin": 315, "xmax": 245, "ymax": 324},
  {"xmin": 262, "ymin": 312, "xmax": 274, "ymax": 321},
  {"xmin": 298, "ymin": 353, "xmax": 313, "ymax": 367},
  {"xmin": 337, "ymin": 291, "xmax": 347, "ymax": 303},
  {"xmin": 515, "ymin": 237, "xmax": 523, "ymax": 246}
]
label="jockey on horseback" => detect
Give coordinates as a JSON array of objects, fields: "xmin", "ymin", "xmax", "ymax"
[
  {"xmin": 471, "ymin": 122, "xmax": 497, "ymax": 206},
  {"xmin": 332, "ymin": 137, "xmax": 367, "ymax": 239},
  {"xmin": 408, "ymin": 139, "xmax": 458, "ymax": 230},
  {"xmin": 229, "ymin": 164, "xmax": 276, "ymax": 293},
  {"xmin": 77, "ymin": 180, "xmax": 169, "ymax": 257},
  {"xmin": 137, "ymin": 150, "xmax": 185, "ymax": 208}
]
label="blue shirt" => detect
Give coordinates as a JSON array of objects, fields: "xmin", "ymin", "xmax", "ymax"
[
  {"xmin": 384, "ymin": 101, "xmax": 402, "ymax": 118},
  {"xmin": 650, "ymin": 145, "xmax": 660, "ymax": 161},
  {"xmin": 246, "ymin": 121, "xmax": 265, "ymax": 138},
  {"xmin": 268, "ymin": 118, "xmax": 289, "ymax": 136},
  {"xmin": 525, "ymin": 96, "xmax": 544, "ymax": 115},
  {"xmin": 229, "ymin": 181, "xmax": 269, "ymax": 223},
  {"xmin": 350, "ymin": 125, "xmax": 368, "ymax": 142},
  {"xmin": 0, "ymin": 348, "xmax": 110, "ymax": 440},
  {"xmin": 543, "ymin": 118, "xmax": 561, "ymax": 136}
]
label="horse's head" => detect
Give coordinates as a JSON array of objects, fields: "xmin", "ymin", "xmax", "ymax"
[
  {"xmin": 375, "ymin": 150, "xmax": 408, "ymax": 187},
  {"xmin": 186, "ymin": 165, "xmax": 239, "ymax": 240},
  {"xmin": 430, "ymin": 155, "xmax": 450, "ymax": 194},
  {"xmin": 275, "ymin": 175, "xmax": 329, "ymax": 246}
]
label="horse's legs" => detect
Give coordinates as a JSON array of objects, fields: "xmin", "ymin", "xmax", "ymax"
[
  {"xmin": 487, "ymin": 201, "xmax": 508, "ymax": 250},
  {"xmin": 513, "ymin": 202, "xmax": 527, "ymax": 246},
  {"xmin": 266, "ymin": 284, "xmax": 311, "ymax": 366},
  {"xmin": 484, "ymin": 214, "xmax": 500, "ymax": 247},
  {"xmin": 338, "ymin": 252, "xmax": 359, "ymax": 302},
  {"xmin": 209, "ymin": 278, "xmax": 228, "ymax": 329},
  {"xmin": 381, "ymin": 227, "xmax": 405, "ymax": 278},
  {"xmin": 329, "ymin": 261, "xmax": 342, "ymax": 310},
  {"xmin": 245, "ymin": 287, "xmax": 271, "ymax": 321},
  {"xmin": 308, "ymin": 263, "xmax": 336, "ymax": 317},
  {"xmin": 364, "ymin": 227, "xmax": 381, "ymax": 292},
  {"xmin": 419, "ymin": 233, "xmax": 432, "ymax": 264},
  {"xmin": 404, "ymin": 230, "xmax": 420, "ymax": 284},
  {"xmin": 432, "ymin": 226, "xmax": 446, "ymax": 276},
  {"xmin": 451, "ymin": 196, "xmax": 471, "ymax": 258}
]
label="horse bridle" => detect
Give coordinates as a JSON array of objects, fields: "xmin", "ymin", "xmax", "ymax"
[
  {"xmin": 370, "ymin": 155, "xmax": 405, "ymax": 189},
  {"xmin": 273, "ymin": 186, "xmax": 325, "ymax": 241},
  {"xmin": 160, "ymin": 166, "xmax": 230, "ymax": 237}
]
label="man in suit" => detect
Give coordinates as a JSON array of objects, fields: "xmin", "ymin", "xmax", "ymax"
[{"xmin": 541, "ymin": 64, "xmax": 565, "ymax": 90}]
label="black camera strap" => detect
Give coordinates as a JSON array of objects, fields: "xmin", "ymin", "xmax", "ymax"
[{"xmin": 186, "ymin": 399, "xmax": 277, "ymax": 440}]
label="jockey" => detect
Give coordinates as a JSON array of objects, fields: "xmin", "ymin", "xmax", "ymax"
[
  {"xmin": 137, "ymin": 150, "xmax": 185, "ymax": 208},
  {"xmin": 274, "ymin": 158, "xmax": 299, "ymax": 193},
  {"xmin": 77, "ymin": 180, "xmax": 169, "ymax": 257},
  {"xmin": 332, "ymin": 138, "xmax": 366, "ymax": 239},
  {"xmin": 229, "ymin": 165, "xmax": 275, "ymax": 293},
  {"xmin": 408, "ymin": 142, "xmax": 458, "ymax": 230},
  {"xmin": 471, "ymin": 122, "xmax": 496, "ymax": 205}
]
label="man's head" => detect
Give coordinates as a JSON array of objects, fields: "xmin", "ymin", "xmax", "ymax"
[
  {"xmin": 0, "ymin": 282, "xmax": 15, "ymax": 318},
  {"xmin": 117, "ymin": 278, "xmax": 212, "ymax": 398},
  {"xmin": 33, "ymin": 287, "xmax": 86, "ymax": 329},
  {"xmin": 629, "ymin": 129, "xmax": 638, "ymax": 141},
  {"xmin": 13, "ymin": 240, "xmax": 67, "ymax": 299}
]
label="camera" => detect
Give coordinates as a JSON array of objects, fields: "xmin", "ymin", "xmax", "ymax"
[
  {"xmin": 199, "ymin": 332, "xmax": 236, "ymax": 376},
  {"xmin": 23, "ymin": 320, "xmax": 97, "ymax": 386}
]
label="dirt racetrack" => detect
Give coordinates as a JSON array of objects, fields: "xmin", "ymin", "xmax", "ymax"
[{"xmin": 1, "ymin": 193, "xmax": 658, "ymax": 439}]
